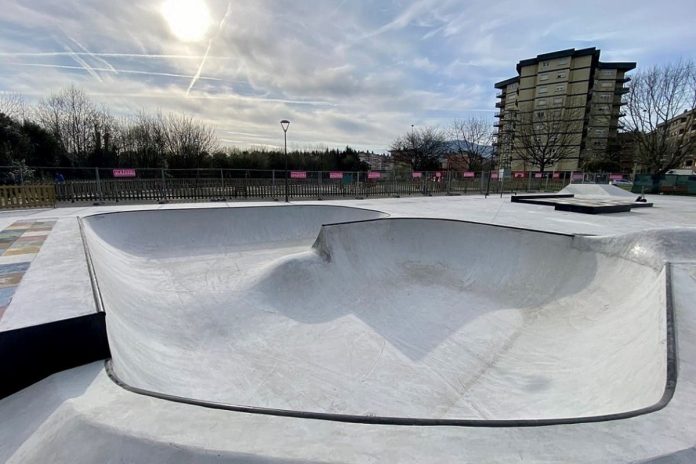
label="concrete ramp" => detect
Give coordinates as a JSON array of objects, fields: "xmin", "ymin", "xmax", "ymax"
[
  {"xmin": 560, "ymin": 183, "xmax": 636, "ymax": 198},
  {"xmin": 81, "ymin": 206, "xmax": 669, "ymax": 422}
]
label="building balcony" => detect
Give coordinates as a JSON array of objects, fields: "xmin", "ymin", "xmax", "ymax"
[
  {"xmin": 496, "ymin": 92, "xmax": 504, "ymax": 98},
  {"xmin": 615, "ymin": 87, "xmax": 630, "ymax": 95},
  {"xmin": 495, "ymin": 101, "xmax": 504, "ymax": 108},
  {"xmin": 494, "ymin": 122, "xmax": 502, "ymax": 128},
  {"xmin": 617, "ymin": 76, "xmax": 631, "ymax": 83},
  {"xmin": 494, "ymin": 112, "xmax": 502, "ymax": 118}
]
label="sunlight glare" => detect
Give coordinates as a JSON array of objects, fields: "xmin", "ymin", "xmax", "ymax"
[{"xmin": 161, "ymin": 0, "xmax": 212, "ymax": 42}]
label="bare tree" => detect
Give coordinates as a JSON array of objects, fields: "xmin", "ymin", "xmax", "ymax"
[
  {"xmin": 390, "ymin": 126, "xmax": 447, "ymax": 171},
  {"xmin": 35, "ymin": 85, "xmax": 98, "ymax": 165},
  {"xmin": 450, "ymin": 117, "xmax": 494, "ymax": 171},
  {"xmin": 624, "ymin": 60, "xmax": 696, "ymax": 176},
  {"xmin": 159, "ymin": 113, "xmax": 218, "ymax": 168},
  {"xmin": 0, "ymin": 93, "xmax": 27, "ymax": 121},
  {"xmin": 116, "ymin": 112, "xmax": 168, "ymax": 168},
  {"xmin": 512, "ymin": 109, "xmax": 582, "ymax": 173}
]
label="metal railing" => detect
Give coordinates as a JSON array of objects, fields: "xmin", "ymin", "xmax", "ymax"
[{"xmin": 0, "ymin": 166, "xmax": 587, "ymax": 205}]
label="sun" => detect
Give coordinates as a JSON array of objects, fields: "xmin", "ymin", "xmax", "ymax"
[{"xmin": 161, "ymin": 0, "xmax": 212, "ymax": 42}]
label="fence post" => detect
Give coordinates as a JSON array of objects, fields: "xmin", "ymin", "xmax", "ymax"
[
  {"xmin": 317, "ymin": 170, "xmax": 322, "ymax": 199},
  {"xmin": 160, "ymin": 168, "xmax": 166, "ymax": 202},
  {"xmin": 95, "ymin": 167, "xmax": 103, "ymax": 203},
  {"xmin": 527, "ymin": 172, "xmax": 532, "ymax": 192}
]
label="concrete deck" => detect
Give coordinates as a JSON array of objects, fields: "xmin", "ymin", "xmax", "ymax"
[{"xmin": 1, "ymin": 194, "xmax": 696, "ymax": 462}]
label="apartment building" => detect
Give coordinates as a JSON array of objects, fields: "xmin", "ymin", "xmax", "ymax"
[
  {"xmin": 494, "ymin": 48, "xmax": 635, "ymax": 172},
  {"xmin": 664, "ymin": 108, "xmax": 696, "ymax": 172}
]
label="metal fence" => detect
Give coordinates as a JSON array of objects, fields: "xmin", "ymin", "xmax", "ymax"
[{"xmin": 0, "ymin": 166, "xmax": 580, "ymax": 205}]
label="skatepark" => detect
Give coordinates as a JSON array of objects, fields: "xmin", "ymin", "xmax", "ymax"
[{"xmin": 1, "ymin": 188, "xmax": 696, "ymax": 462}]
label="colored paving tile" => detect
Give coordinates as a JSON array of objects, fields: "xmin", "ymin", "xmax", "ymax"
[{"xmin": 0, "ymin": 220, "xmax": 56, "ymax": 322}]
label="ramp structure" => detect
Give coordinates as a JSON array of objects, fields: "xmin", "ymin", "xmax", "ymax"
[{"xmin": 81, "ymin": 205, "xmax": 671, "ymax": 423}]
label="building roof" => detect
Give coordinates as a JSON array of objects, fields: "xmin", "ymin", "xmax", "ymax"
[
  {"xmin": 597, "ymin": 61, "xmax": 637, "ymax": 71},
  {"xmin": 516, "ymin": 47, "xmax": 599, "ymax": 73},
  {"xmin": 494, "ymin": 76, "xmax": 519, "ymax": 89}
]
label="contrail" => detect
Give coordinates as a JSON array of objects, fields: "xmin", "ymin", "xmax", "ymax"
[
  {"xmin": 187, "ymin": 2, "xmax": 232, "ymax": 96},
  {"xmin": 68, "ymin": 36, "xmax": 118, "ymax": 73},
  {"xmin": 0, "ymin": 52, "xmax": 233, "ymax": 60},
  {"xmin": 14, "ymin": 63, "xmax": 222, "ymax": 81},
  {"xmin": 62, "ymin": 43, "xmax": 102, "ymax": 82}
]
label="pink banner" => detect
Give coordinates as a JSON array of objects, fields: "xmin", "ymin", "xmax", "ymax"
[
  {"xmin": 412, "ymin": 172, "xmax": 422, "ymax": 178},
  {"xmin": 513, "ymin": 171, "xmax": 526, "ymax": 178},
  {"xmin": 367, "ymin": 171, "xmax": 381, "ymax": 179},
  {"xmin": 462, "ymin": 171, "xmax": 475, "ymax": 178},
  {"xmin": 290, "ymin": 171, "xmax": 307, "ymax": 179},
  {"xmin": 553, "ymin": 172, "xmax": 561, "ymax": 179},
  {"xmin": 435, "ymin": 171, "xmax": 443, "ymax": 178},
  {"xmin": 571, "ymin": 172, "xmax": 584, "ymax": 181},
  {"xmin": 329, "ymin": 171, "xmax": 343, "ymax": 179},
  {"xmin": 609, "ymin": 174, "xmax": 624, "ymax": 180},
  {"xmin": 491, "ymin": 172, "xmax": 499, "ymax": 179},
  {"xmin": 113, "ymin": 169, "xmax": 136, "ymax": 178},
  {"xmin": 534, "ymin": 172, "xmax": 543, "ymax": 178}
]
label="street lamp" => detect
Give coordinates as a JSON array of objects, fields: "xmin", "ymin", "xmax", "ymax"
[{"xmin": 280, "ymin": 119, "xmax": 290, "ymax": 202}]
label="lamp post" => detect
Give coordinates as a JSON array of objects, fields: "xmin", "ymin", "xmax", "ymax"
[{"xmin": 280, "ymin": 119, "xmax": 290, "ymax": 202}]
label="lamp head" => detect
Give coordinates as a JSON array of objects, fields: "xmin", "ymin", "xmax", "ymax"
[{"xmin": 280, "ymin": 120, "xmax": 290, "ymax": 132}]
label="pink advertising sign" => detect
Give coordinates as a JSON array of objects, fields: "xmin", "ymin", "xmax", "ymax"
[
  {"xmin": 609, "ymin": 173, "xmax": 624, "ymax": 180},
  {"xmin": 491, "ymin": 172, "xmax": 499, "ymax": 179},
  {"xmin": 553, "ymin": 172, "xmax": 561, "ymax": 179},
  {"xmin": 571, "ymin": 172, "xmax": 584, "ymax": 181},
  {"xmin": 534, "ymin": 172, "xmax": 543, "ymax": 178},
  {"xmin": 462, "ymin": 171, "xmax": 475, "ymax": 178},
  {"xmin": 412, "ymin": 172, "xmax": 422, "ymax": 178},
  {"xmin": 513, "ymin": 171, "xmax": 526, "ymax": 178},
  {"xmin": 113, "ymin": 169, "xmax": 136, "ymax": 178},
  {"xmin": 367, "ymin": 171, "xmax": 381, "ymax": 179},
  {"xmin": 329, "ymin": 171, "xmax": 343, "ymax": 179},
  {"xmin": 290, "ymin": 171, "xmax": 307, "ymax": 179}
]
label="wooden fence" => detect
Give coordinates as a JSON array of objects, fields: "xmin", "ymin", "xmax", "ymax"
[{"xmin": 0, "ymin": 185, "xmax": 56, "ymax": 209}]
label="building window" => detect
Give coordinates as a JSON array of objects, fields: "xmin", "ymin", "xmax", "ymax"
[
  {"xmin": 558, "ymin": 59, "xmax": 568, "ymax": 65},
  {"xmin": 553, "ymin": 97, "xmax": 563, "ymax": 104},
  {"xmin": 539, "ymin": 87, "xmax": 548, "ymax": 94},
  {"xmin": 542, "ymin": 61, "xmax": 549, "ymax": 68},
  {"xmin": 538, "ymin": 99, "xmax": 547, "ymax": 106},
  {"xmin": 555, "ymin": 85, "xmax": 565, "ymax": 92},
  {"xmin": 539, "ymin": 74, "xmax": 549, "ymax": 81},
  {"xmin": 601, "ymin": 82, "xmax": 613, "ymax": 89},
  {"xmin": 557, "ymin": 72, "xmax": 566, "ymax": 79},
  {"xmin": 600, "ymin": 94, "xmax": 611, "ymax": 101}
]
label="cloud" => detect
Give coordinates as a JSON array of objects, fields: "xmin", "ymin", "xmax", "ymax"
[{"xmin": 0, "ymin": 0, "xmax": 694, "ymax": 152}]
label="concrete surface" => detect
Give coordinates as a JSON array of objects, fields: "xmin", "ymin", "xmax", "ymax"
[
  {"xmin": 82, "ymin": 208, "xmax": 667, "ymax": 421},
  {"xmin": 0, "ymin": 194, "xmax": 695, "ymax": 462}
]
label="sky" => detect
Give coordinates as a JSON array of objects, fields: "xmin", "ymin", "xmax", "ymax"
[{"xmin": 1, "ymin": 0, "xmax": 695, "ymax": 152}]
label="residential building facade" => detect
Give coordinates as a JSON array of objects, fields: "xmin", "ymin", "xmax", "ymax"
[
  {"xmin": 665, "ymin": 108, "xmax": 696, "ymax": 172},
  {"xmin": 494, "ymin": 48, "xmax": 635, "ymax": 172}
]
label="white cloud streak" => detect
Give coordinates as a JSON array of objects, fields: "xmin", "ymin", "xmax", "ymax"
[{"xmin": 187, "ymin": 2, "xmax": 232, "ymax": 96}]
